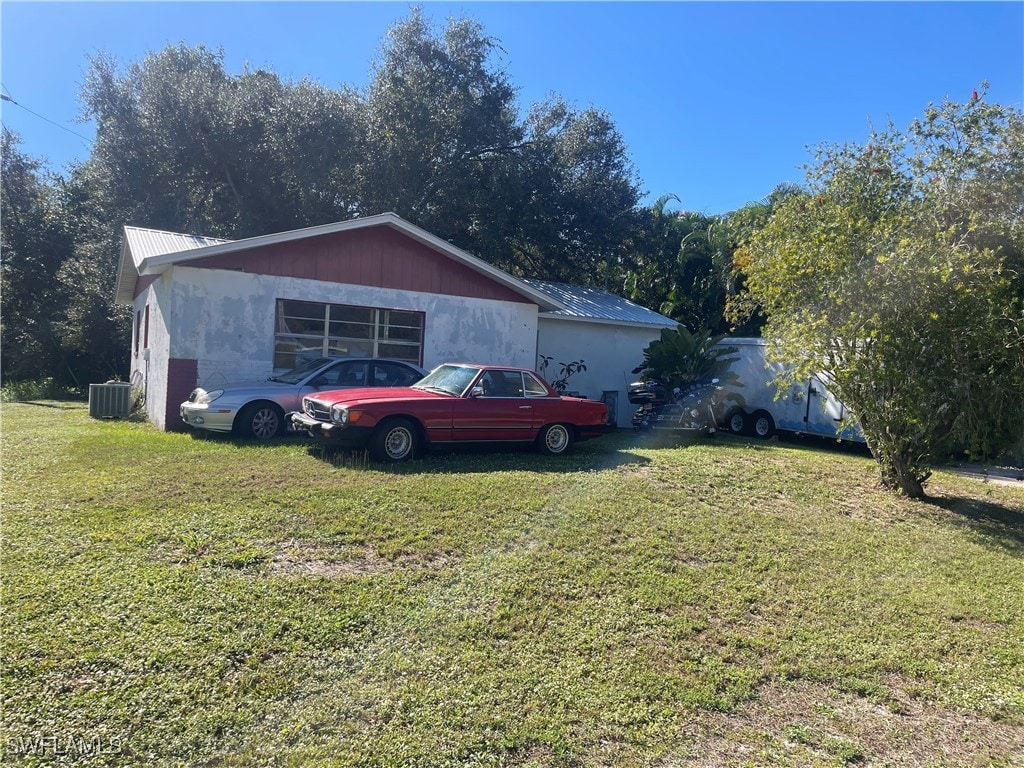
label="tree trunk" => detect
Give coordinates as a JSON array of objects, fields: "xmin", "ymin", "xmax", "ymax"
[
  {"xmin": 865, "ymin": 436, "xmax": 929, "ymax": 499},
  {"xmin": 887, "ymin": 458, "xmax": 928, "ymax": 499}
]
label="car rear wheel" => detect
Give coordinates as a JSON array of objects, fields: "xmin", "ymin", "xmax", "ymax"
[
  {"xmin": 752, "ymin": 410, "xmax": 776, "ymax": 439},
  {"xmin": 370, "ymin": 418, "xmax": 417, "ymax": 462},
  {"xmin": 237, "ymin": 402, "xmax": 284, "ymax": 439},
  {"xmin": 537, "ymin": 423, "xmax": 573, "ymax": 456}
]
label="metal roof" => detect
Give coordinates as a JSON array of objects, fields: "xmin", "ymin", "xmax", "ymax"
[
  {"xmin": 523, "ymin": 279, "xmax": 676, "ymax": 327},
  {"xmin": 123, "ymin": 226, "xmax": 233, "ymax": 263},
  {"xmin": 115, "ymin": 227, "xmax": 234, "ymax": 305}
]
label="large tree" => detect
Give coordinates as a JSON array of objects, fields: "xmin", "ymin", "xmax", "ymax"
[
  {"xmin": 361, "ymin": 10, "xmax": 641, "ymax": 281},
  {"xmin": 733, "ymin": 89, "xmax": 1024, "ymax": 498},
  {"xmin": 621, "ymin": 196, "xmax": 732, "ymax": 332},
  {"xmin": 81, "ymin": 45, "xmax": 364, "ymax": 238},
  {"xmin": 0, "ymin": 131, "xmax": 78, "ymax": 386}
]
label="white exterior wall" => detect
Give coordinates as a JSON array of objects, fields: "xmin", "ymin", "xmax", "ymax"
[
  {"xmin": 164, "ymin": 266, "xmax": 540, "ymax": 390},
  {"xmin": 129, "ymin": 279, "xmax": 175, "ymax": 429},
  {"xmin": 536, "ymin": 316, "xmax": 669, "ymax": 427}
]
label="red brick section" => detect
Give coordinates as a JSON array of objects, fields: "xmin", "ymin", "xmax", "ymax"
[
  {"xmin": 164, "ymin": 358, "xmax": 199, "ymax": 431},
  {"xmin": 187, "ymin": 225, "xmax": 532, "ymax": 304}
]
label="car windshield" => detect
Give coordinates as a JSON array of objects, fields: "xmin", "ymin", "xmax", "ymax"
[
  {"xmin": 412, "ymin": 364, "xmax": 480, "ymax": 397},
  {"xmin": 269, "ymin": 358, "xmax": 332, "ymax": 384}
]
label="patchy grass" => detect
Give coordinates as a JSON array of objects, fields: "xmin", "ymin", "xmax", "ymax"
[{"xmin": 2, "ymin": 401, "xmax": 1022, "ymax": 767}]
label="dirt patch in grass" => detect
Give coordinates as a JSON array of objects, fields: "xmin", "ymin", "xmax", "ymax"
[
  {"xmin": 269, "ymin": 541, "xmax": 456, "ymax": 578},
  {"xmin": 673, "ymin": 677, "xmax": 1024, "ymax": 767}
]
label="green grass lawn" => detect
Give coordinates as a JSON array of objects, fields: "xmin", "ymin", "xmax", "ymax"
[{"xmin": 2, "ymin": 401, "xmax": 1023, "ymax": 767}]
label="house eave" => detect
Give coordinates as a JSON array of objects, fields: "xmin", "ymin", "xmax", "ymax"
[{"xmin": 538, "ymin": 313, "xmax": 677, "ymax": 330}]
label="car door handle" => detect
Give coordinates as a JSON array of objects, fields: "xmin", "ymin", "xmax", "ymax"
[{"xmin": 519, "ymin": 405, "xmax": 532, "ymax": 410}]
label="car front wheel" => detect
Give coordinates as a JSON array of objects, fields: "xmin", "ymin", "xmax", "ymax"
[
  {"xmin": 237, "ymin": 402, "xmax": 284, "ymax": 439},
  {"xmin": 370, "ymin": 419, "xmax": 417, "ymax": 462},
  {"xmin": 537, "ymin": 423, "xmax": 573, "ymax": 456}
]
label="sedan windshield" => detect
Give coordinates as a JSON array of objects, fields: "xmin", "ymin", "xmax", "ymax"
[
  {"xmin": 269, "ymin": 358, "xmax": 331, "ymax": 384},
  {"xmin": 412, "ymin": 364, "xmax": 480, "ymax": 397}
]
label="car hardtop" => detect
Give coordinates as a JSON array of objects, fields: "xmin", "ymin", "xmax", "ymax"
[
  {"xmin": 266, "ymin": 356, "xmax": 426, "ymax": 387},
  {"xmin": 417, "ymin": 363, "xmax": 560, "ymax": 397},
  {"xmin": 306, "ymin": 363, "xmax": 561, "ymax": 406}
]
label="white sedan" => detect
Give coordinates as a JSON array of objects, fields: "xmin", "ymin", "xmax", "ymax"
[{"xmin": 180, "ymin": 357, "xmax": 426, "ymax": 439}]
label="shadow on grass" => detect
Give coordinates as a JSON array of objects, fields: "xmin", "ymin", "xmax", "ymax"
[
  {"xmin": 6, "ymin": 400, "xmax": 82, "ymax": 410},
  {"xmin": 185, "ymin": 429, "xmax": 314, "ymax": 450},
  {"xmin": 622, "ymin": 429, "xmax": 873, "ymax": 457},
  {"xmin": 306, "ymin": 440, "xmax": 652, "ymax": 475},
  {"xmin": 927, "ymin": 495, "xmax": 1024, "ymax": 554}
]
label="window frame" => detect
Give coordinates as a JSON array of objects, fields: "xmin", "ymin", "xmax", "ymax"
[{"xmin": 273, "ymin": 299, "xmax": 424, "ymax": 369}]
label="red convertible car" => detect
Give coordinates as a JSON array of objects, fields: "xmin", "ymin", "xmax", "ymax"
[{"xmin": 289, "ymin": 363, "xmax": 614, "ymax": 461}]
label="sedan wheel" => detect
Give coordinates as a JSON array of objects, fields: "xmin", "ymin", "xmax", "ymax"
[
  {"xmin": 537, "ymin": 423, "xmax": 573, "ymax": 456},
  {"xmin": 238, "ymin": 403, "xmax": 283, "ymax": 439},
  {"xmin": 370, "ymin": 419, "xmax": 417, "ymax": 462}
]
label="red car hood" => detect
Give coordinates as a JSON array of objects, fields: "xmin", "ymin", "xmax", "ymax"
[{"xmin": 307, "ymin": 386, "xmax": 448, "ymax": 407}]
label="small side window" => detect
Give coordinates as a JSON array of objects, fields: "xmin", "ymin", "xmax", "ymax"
[
  {"xmin": 134, "ymin": 310, "xmax": 142, "ymax": 356},
  {"xmin": 523, "ymin": 372, "xmax": 549, "ymax": 397},
  {"xmin": 324, "ymin": 361, "xmax": 368, "ymax": 387},
  {"xmin": 373, "ymin": 362, "xmax": 420, "ymax": 387}
]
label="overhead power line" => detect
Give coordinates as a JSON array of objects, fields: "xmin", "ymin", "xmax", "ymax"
[{"xmin": 1, "ymin": 93, "xmax": 93, "ymax": 145}]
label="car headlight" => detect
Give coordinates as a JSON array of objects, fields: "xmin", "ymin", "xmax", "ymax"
[
  {"xmin": 193, "ymin": 389, "xmax": 224, "ymax": 404},
  {"xmin": 330, "ymin": 406, "xmax": 363, "ymax": 425}
]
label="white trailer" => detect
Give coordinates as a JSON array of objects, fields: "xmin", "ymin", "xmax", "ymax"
[{"xmin": 715, "ymin": 337, "xmax": 864, "ymax": 443}]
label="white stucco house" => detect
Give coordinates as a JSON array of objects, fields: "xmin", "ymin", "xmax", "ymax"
[{"xmin": 114, "ymin": 212, "xmax": 675, "ymax": 430}]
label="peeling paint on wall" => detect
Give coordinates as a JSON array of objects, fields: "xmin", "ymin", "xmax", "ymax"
[{"xmin": 165, "ymin": 266, "xmax": 539, "ymax": 389}]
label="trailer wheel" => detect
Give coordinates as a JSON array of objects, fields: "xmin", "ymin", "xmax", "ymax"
[
  {"xmin": 751, "ymin": 410, "xmax": 776, "ymax": 439},
  {"xmin": 727, "ymin": 410, "xmax": 748, "ymax": 435}
]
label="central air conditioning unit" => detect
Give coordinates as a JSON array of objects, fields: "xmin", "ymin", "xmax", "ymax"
[{"xmin": 88, "ymin": 382, "xmax": 132, "ymax": 419}]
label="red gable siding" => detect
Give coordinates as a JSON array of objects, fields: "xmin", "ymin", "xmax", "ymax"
[{"xmin": 181, "ymin": 225, "xmax": 532, "ymax": 304}]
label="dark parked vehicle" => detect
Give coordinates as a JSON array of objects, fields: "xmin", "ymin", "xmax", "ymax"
[{"xmin": 629, "ymin": 377, "xmax": 723, "ymax": 437}]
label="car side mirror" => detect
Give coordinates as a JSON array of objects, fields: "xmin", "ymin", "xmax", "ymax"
[{"xmin": 469, "ymin": 386, "xmax": 485, "ymax": 398}]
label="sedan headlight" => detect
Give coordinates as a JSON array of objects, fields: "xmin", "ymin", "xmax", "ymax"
[{"xmin": 193, "ymin": 389, "xmax": 224, "ymax": 405}]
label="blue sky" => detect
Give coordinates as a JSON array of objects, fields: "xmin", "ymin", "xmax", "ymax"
[{"xmin": 2, "ymin": 1, "xmax": 1022, "ymax": 215}]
